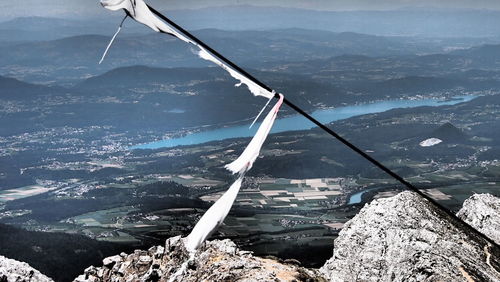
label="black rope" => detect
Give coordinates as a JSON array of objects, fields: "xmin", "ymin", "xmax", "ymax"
[{"xmin": 146, "ymin": 5, "xmax": 499, "ymax": 249}]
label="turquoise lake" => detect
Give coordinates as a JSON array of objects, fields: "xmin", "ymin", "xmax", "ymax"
[
  {"xmin": 348, "ymin": 190, "xmax": 366, "ymax": 205},
  {"xmin": 132, "ymin": 96, "xmax": 475, "ymax": 150}
]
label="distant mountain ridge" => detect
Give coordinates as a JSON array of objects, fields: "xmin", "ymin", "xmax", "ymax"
[
  {"xmin": 0, "ymin": 28, "xmax": 444, "ymax": 83},
  {"xmin": 77, "ymin": 65, "xmax": 224, "ymax": 90},
  {"xmin": 0, "ymin": 75, "xmax": 67, "ymax": 100},
  {"xmin": 4, "ymin": 7, "xmax": 500, "ymax": 38},
  {"xmin": 3, "ymin": 28, "xmax": 500, "ymax": 87}
]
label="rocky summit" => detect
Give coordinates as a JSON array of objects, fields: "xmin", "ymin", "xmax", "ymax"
[
  {"xmin": 74, "ymin": 236, "xmax": 323, "ymax": 282},
  {"xmin": 320, "ymin": 191, "xmax": 500, "ymax": 282}
]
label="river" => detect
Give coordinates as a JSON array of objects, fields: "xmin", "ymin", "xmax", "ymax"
[{"xmin": 132, "ymin": 96, "xmax": 475, "ymax": 150}]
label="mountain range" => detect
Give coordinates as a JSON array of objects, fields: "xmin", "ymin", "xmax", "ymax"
[
  {"xmin": 2, "ymin": 25, "xmax": 500, "ymax": 88},
  {"xmin": 3, "ymin": 7, "xmax": 500, "ymax": 39},
  {"xmin": 0, "ymin": 29, "xmax": 447, "ymax": 86}
]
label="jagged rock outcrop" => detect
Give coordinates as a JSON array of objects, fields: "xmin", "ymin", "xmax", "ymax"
[
  {"xmin": 0, "ymin": 255, "xmax": 53, "ymax": 282},
  {"xmin": 458, "ymin": 193, "xmax": 500, "ymax": 245},
  {"xmin": 74, "ymin": 236, "xmax": 324, "ymax": 282},
  {"xmin": 320, "ymin": 191, "xmax": 500, "ymax": 282}
]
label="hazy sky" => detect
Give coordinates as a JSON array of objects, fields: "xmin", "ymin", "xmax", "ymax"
[{"xmin": 1, "ymin": 0, "xmax": 500, "ymax": 20}]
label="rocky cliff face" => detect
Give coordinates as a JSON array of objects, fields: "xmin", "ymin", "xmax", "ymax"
[
  {"xmin": 320, "ymin": 191, "xmax": 500, "ymax": 282},
  {"xmin": 74, "ymin": 236, "xmax": 324, "ymax": 282},
  {"xmin": 0, "ymin": 255, "xmax": 53, "ymax": 282},
  {"xmin": 457, "ymin": 193, "xmax": 500, "ymax": 245}
]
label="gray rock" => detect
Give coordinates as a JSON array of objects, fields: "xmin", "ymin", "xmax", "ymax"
[
  {"xmin": 138, "ymin": 255, "xmax": 153, "ymax": 265},
  {"xmin": 0, "ymin": 255, "xmax": 53, "ymax": 282},
  {"xmin": 457, "ymin": 193, "xmax": 500, "ymax": 245},
  {"xmin": 74, "ymin": 236, "xmax": 323, "ymax": 282},
  {"xmin": 320, "ymin": 191, "xmax": 500, "ymax": 282},
  {"xmin": 102, "ymin": 255, "xmax": 122, "ymax": 268}
]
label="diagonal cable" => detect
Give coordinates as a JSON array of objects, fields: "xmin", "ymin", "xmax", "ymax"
[{"xmin": 146, "ymin": 4, "xmax": 499, "ymax": 249}]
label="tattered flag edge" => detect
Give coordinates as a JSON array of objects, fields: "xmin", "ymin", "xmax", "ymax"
[
  {"xmin": 185, "ymin": 95, "xmax": 283, "ymax": 252},
  {"xmin": 225, "ymin": 94, "xmax": 284, "ymax": 175},
  {"xmin": 100, "ymin": 0, "xmax": 288, "ymax": 254}
]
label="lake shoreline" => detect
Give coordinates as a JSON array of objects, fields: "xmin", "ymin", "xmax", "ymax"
[{"xmin": 132, "ymin": 95, "xmax": 476, "ymax": 150}]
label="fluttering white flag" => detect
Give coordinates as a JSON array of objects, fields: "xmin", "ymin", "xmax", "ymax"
[
  {"xmin": 100, "ymin": 0, "xmax": 275, "ymax": 99},
  {"xmin": 185, "ymin": 95, "xmax": 284, "ymax": 253},
  {"xmin": 197, "ymin": 48, "xmax": 275, "ymax": 99},
  {"xmin": 185, "ymin": 176, "xmax": 243, "ymax": 252},
  {"xmin": 100, "ymin": 0, "xmax": 287, "ymax": 256},
  {"xmin": 225, "ymin": 94, "xmax": 284, "ymax": 175},
  {"xmin": 100, "ymin": 0, "xmax": 191, "ymax": 42}
]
